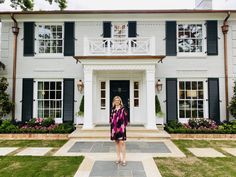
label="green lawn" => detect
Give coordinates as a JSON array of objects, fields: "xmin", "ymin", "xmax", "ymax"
[
  {"xmin": 0, "ymin": 140, "xmax": 84, "ymax": 176},
  {"xmin": 155, "ymin": 140, "xmax": 236, "ymax": 177},
  {"xmin": 0, "ymin": 140, "xmax": 68, "ymax": 147},
  {"xmin": 0, "ymin": 156, "xmax": 84, "ymax": 177}
]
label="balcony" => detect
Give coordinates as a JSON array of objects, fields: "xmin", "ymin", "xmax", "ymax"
[{"xmin": 84, "ymin": 37, "xmax": 155, "ymax": 56}]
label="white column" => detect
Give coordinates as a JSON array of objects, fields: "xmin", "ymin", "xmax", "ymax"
[
  {"xmin": 82, "ymin": 67, "xmax": 94, "ymax": 129},
  {"xmin": 145, "ymin": 69, "xmax": 157, "ymax": 129}
]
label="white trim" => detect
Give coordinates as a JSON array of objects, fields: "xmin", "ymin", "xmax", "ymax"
[
  {"xmin": 176, "ymin": 21, "xmax": 207, "ymax": 58},
  {"xmin": 34, "ymin": 22, "xmax": 64, "ymax": 58},
  {"xmin": 33, "ymin": 79, "xmax": 64, "ymax": 121},
  {"xmin": 177, "ymin": 78, "xmax": 208, "ymax": 123}
]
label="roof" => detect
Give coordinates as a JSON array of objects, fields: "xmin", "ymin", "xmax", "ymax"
[{"xmin": 0, "ymin": 9, "xmax": 235, "ymax": 15}]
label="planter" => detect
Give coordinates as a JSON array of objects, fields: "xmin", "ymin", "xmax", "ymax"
[
  {"xmin": 74, "ymin": 116, "xmax": 84, "ymax": 124},
  {"xmin": 156, "ymin": 117, "xmax": 164, "ymax": 125}
]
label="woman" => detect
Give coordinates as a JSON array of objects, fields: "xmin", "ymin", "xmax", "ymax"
[{"xmin": 110, "ymin": 96, "xmax": 128, "ymax": 166}]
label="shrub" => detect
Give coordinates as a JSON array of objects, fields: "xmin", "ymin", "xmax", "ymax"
[
  {"xmin": 166, "ymin": 120, "xmax": 184, "ymax": 129},
  {"xmin": 0, "ymin": 77, "xmax": 14, "ymax": 119},
  {"xmin": 164, "ymin": 118, "xmax": 230, "ymax": 134},
  {"xmin": 229, "ymin": 81, "xmax": 236, "ymax": 118}
]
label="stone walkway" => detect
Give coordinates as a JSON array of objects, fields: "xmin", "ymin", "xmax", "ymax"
[
  {"xmin": 54, "ymin": 139, "xmax": 185, "ymax": 177},
  {"xmin": 1, "ymin": 141, "xmax": 235, "ymax": 177}
]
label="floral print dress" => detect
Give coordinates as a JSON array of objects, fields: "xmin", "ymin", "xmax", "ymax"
[{"xmin": 110, "ymin": 106, "xmax": 128, "ymax": 141}]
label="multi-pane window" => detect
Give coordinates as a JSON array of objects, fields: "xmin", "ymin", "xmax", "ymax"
[
  {"xmin": 100, "ymin": 81, "xmax": 106, "ymax": 110},
  {"xmin": 37, "ymin": 81, "xmax": 63, "ymax": 119},
  {"xmin": 134, "ymin": 81, "xmax": 139, "ymax": 107},
  {"xmin": 37, "ymin": 24, "xmax": 63, "ymax": 54},
  {"xmin": 178, "ymin": 81, "xmax": 204, "ymax": 118},
  {"xmin": 177, "ymin": 24, "xmax": 203, "ymax": 53}
]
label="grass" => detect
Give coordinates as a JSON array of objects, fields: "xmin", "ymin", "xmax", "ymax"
[
  {"xmin": 0, "ymin": 156, "xmax": 84, "ymax": 177},
  {"xmin": 0, "ymin": 140, "xmax": 68, "ymax": 147},
  {"xmin": 0, "ymin": 140, "xmax": 84, "ymax": 176},
  {"xmin": 155, "ymin": 140, "xmax": 236, "ymax": 177}
]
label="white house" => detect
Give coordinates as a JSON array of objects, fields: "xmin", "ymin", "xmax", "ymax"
[{"xmin": 0, "ymin": 8, "xmax": 236, "ymax": 129}]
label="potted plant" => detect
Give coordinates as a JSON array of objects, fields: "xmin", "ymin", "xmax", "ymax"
[
  {"xmin": 75, "ymin": 95, "xmax": 84, "ymax": 124},
  {"xmin": 155, "ymin": 95, "xmax": 164, "ymax": 124}
]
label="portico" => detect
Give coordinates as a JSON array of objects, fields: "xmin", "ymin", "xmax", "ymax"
[{"xmin": 74, "ymin": 56, "xmax": 165, "ymax": 130}]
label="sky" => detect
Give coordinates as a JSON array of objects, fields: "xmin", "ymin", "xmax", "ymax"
[{"xmin": 0, "ymin": 0, "xmax": 236, "ymax": 11}]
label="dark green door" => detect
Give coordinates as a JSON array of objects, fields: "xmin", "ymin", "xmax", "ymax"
[{"xmin": 110, "ymin": 80, "xmax": 130, "ymax": 122}]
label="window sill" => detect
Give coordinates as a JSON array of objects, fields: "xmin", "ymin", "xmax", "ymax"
[
  {"xmin": 177, "ymin": 53, "xmax": 207, "ymax": 59},
  {"xmin": 34, "ymin": 54, "xmax": 64, "ymax": 59}
]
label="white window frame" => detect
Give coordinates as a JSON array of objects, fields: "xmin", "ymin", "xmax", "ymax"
[
  {"xmin": 176, "ymin": 21, "xmax": 207, "ymax": 57},
  {"xmin": 100, "ymin": 81, "xmax": 106, "ymax": 110},
  {"xmin": 177, "ymin": 79, "xmax": 208, "ymax": 123},
  {"xmin": 34, "ymin": 23, "xmax": 64, "ymax": 58},
  {"xmin": 133, "ymin": 81, "xmax": 140, "ymax": 107},
  {"xmin": 33, "ymin": 79, "xmax": 64, "ymax": 121}
]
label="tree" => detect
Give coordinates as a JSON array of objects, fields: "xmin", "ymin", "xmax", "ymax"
[
  {"xmin": 229, "ymin": 81, "xmax": 236, "ymax": 119},
  {"xmin": 0, "ymin": 0, "xmax": 67, "ymax": 11}
]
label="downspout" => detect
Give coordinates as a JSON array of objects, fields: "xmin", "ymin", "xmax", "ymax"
[
  {"xmin": 221, "ymin": 11, "xmax": 231, "ymax": 122},
  {"xmin": 10, "ymin": 13, "xmax": 19, "ymax": 122}
]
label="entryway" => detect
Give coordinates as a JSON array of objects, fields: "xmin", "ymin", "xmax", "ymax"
[{"xmin": 110, "ymin": 80, "xmax": 130, "ymax": 122}]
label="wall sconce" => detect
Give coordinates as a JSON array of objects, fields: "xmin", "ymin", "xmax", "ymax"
[
  {"xmin": 156, "ymin": 79, "xmax": 163, "ymax": 92},
  {"xmin": 77, "ymin": 79, "xmax": 84, "ymax": 93},
  {"xmin": 12, "ymin": 26, "xmax": 19, "ymax": 35}
]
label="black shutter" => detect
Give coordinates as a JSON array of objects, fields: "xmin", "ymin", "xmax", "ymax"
[
  {"xmin": 166, "ymin": 78, "xmax": 178, "ymax": 122},
  {"xmin": 128, "ymin": 21, "xmax": 137, "ymax": 37},
  {"xmin": 63, "ymin": 79, "xmax": 74, "ymax": 122},
  {"xmin": 166, "ymin": 21, "xmax": 177, "ymax": 56},
  {"xmin": 208, "ymin": 78, "xmax": 220, "ymax": 123},
  {"xmin": 22, "ymin": 78, "xmax": 34, "ymax": 122},
  {"xmin": 207, "ymin": 20, "xmax": 218, "ymax": 55},
  {"xmin": 64, "ymin": 22, "xmax": 75, "ymax": 56},
  {"xmin": 103, "ymin": 21, "xmax": 111, "ymax": 38},
  {"xmin": 24, "ymin": 22, "xmax": 35, "ymax": 56}
]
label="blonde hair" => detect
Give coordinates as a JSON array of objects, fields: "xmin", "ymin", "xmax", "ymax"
[{"xmin": 112, "ymin": 96, "xmax": 124, "ymax": 108}]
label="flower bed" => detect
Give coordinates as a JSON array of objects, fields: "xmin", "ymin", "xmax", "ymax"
[
  {"xmin": 0, "ymin": 118, "xmax": 75, "ymax": 134},
  {"xmin": 165, "ymin": 119, "xmax": 236, "ymax": 134}
]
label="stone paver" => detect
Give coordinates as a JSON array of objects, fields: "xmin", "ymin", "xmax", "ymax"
[
  {"xmin": 222, "ymin": 148, "xmax": 236, "ymax": 156},
  {"xmin": 0, "ymin": 147, "xmax": 18, "ymax": 156},
  {"xmin": 187, "ymin": 148, "xmax": 226, "ymax": 157},
  {"xmin": 68, "ymin": 141, "xmax": 171, "ymax": 153},
  {"xmin": 15, "ymin": 147, "xmax": 53, "ymax": 156},
  {"xmin": 89, "ymin": 161, "xmax": 146, "ymax": 177}
]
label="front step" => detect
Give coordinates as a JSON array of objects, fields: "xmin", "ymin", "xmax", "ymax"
[{"xmin": 69, "ymin": 125, "xmax": 170, "ymax": 140}]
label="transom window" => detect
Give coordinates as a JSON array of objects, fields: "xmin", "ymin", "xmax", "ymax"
[
  {"xmin": 37, "ymin": 24, "xmax": 63, "ymax": 54},
  {"xmin": 37, "ymin": 81, "xmax": 63, "ymax": 119},
  {"xmin": 177, "ymin": 24, "xmax": 203, "ymax": 53},
  {"xmin": 178, "ymin": 81, "xmax": 204, "ymax": 118}
]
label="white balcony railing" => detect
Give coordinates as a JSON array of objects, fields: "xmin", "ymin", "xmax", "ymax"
[{"xmin": 84, "ymin": 37, "xmax": 155, "ymax": 55}]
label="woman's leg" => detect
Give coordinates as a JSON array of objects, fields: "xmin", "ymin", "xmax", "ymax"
[
  {"xmin": 115, "ymin": 141, "xmax": 121, "ymax": 161},
  {"xmin": 120, "ymin": 140, "xmax": 126, "ymax": 163}
]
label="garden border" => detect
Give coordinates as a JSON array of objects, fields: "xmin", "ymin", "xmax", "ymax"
[
  {"xmin": 170, "ymin": 133, "xmax": 236, "ymax": 140},
  {"xmin": 0, "ymin": 133, "xmax": 69, "ymax": 140}
]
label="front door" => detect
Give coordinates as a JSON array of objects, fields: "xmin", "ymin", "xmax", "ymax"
[{"xmin": 110, "ymin": 80, "xmax": 130, "ymax": 122}]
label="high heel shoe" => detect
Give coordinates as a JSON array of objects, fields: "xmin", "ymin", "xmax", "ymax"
[
  {"xmin": 121, "ymin": 161, "xmax": 127, "ymax": 166},
  {"xmin": 115, "ymin": 160, "xmax": 121, "ymax": 164}
]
